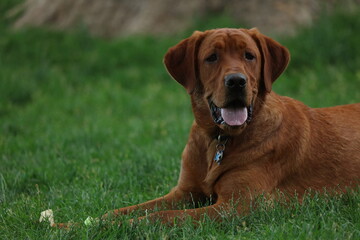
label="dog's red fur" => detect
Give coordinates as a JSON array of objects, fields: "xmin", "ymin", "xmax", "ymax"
[
  {"xmin": 100, "ymin": 28, "xmax": 360, "ymax": 225},
  {"xmin": 102, "ymin": 28, "xmax": 360, "ymax": 224}
]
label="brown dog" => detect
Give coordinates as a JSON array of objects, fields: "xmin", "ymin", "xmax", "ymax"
[{"xmin": 106, "ymin": 28, "xmax": 360, "ymax": 225}]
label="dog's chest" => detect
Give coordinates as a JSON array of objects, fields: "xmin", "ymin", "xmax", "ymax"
[{"xmin": 199, "ymin": 138, "xmax": 234, "ymax": 196}]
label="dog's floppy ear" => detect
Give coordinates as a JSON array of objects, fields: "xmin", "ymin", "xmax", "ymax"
[
  {"xmin": 248, "ymin": 28, "xmax": 290, "ymax": 93},
  {"xmin": 164, "ymin": 31, "xmax": 205, "ymax": 94}
]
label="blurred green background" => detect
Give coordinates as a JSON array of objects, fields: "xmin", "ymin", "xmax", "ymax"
[{"xmin": 0, "ymin": 0, "xmax": 359, "ymax": 239}]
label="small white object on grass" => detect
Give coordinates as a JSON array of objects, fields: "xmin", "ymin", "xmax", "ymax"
[
  {"xmin": 84, "ymin": 216, "xmax": 100, "ymax": 226},
  {"xmin": 39, "ymin": 209, "xmax": 55, "ymax": 227},
  {"xmin": 39, "ymin": 209, "xmax": 99, "ymax": 227}
]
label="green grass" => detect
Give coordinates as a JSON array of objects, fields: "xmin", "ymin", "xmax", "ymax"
[{"xmin": 1, "ymin": 1, "xmax": 360, "ymax": 239}]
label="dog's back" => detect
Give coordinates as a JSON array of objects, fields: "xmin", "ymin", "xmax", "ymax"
[
  {"xmin": 314, "ymin": 103, "xmax": 360, "ymax": 158},
  {"xmin": 275, "ymin": 101, "xmax": 360, "ymax": 194}
]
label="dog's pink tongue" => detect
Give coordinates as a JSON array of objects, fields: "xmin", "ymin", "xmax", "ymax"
[{"xmin": 221, "ymin": 107, "xmax": 248, "ymax": 126}]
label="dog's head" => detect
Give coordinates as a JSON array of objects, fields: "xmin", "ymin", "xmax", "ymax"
[{"xmin": 164, "ymin": 28, "xmax": 290, "ymax": 135}]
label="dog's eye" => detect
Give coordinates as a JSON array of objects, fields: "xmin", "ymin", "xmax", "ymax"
[
  {"xmin": 205, "ymin": 53, "xmax": 218, "ymax": 63},
  {"xmin": 245, "ymin": 52, "xmax": 255, "ymax": 61}
]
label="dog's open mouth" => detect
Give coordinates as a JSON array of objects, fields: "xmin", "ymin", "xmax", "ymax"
[{"xmin": 209, "ymin": 100, "xmax": 253, "ymax": 127}]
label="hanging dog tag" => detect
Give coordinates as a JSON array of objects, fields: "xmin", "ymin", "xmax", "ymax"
[
  {"xmin": 213, "ymin": 134, "xmax": 228, "ymax": 165},
  {"xmin": 214, "ymin": 150, "xmax": 224, "ymax": 165}
]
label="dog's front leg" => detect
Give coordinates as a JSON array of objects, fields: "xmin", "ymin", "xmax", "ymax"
[
  {"xmin": 103, "ymin": 187, "xmax": 204, "ymax": 219},
  {"xmin": 131, "ymin": 202, "xmax": 231, "ymax": 226}
]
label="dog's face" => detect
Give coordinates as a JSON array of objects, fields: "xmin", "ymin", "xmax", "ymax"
[{"xmin": 164, "ymin": 28, "xmax": 290, "ymax": 134}]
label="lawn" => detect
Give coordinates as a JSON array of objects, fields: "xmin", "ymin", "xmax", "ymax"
[{"xmin": 0, "ymin": 2, "xmax": 360, "ymax": 239}]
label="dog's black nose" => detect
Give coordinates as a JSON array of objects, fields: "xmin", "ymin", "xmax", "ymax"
[{"xmin": 224, "ymin": 73, "xmax": 247, "ymax": 89}]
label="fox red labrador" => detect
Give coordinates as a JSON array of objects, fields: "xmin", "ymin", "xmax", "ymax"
[
  {"xmin": 54, "ymin": 28, "xmax": 360, "ymax": 227},
  {"xmin": 102, "ymin": 28, "xmax": 360, "ymax": 224}
]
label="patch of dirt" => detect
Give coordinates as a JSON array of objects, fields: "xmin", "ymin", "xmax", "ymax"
[{"xmin": 8, "ymin": 0, "xmax": 359, "ymax": 37}]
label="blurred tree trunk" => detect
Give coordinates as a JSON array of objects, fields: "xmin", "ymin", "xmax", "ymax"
[{"xmin": 9, "ymin": 0, "xmax": 359, "ymax": 38}]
